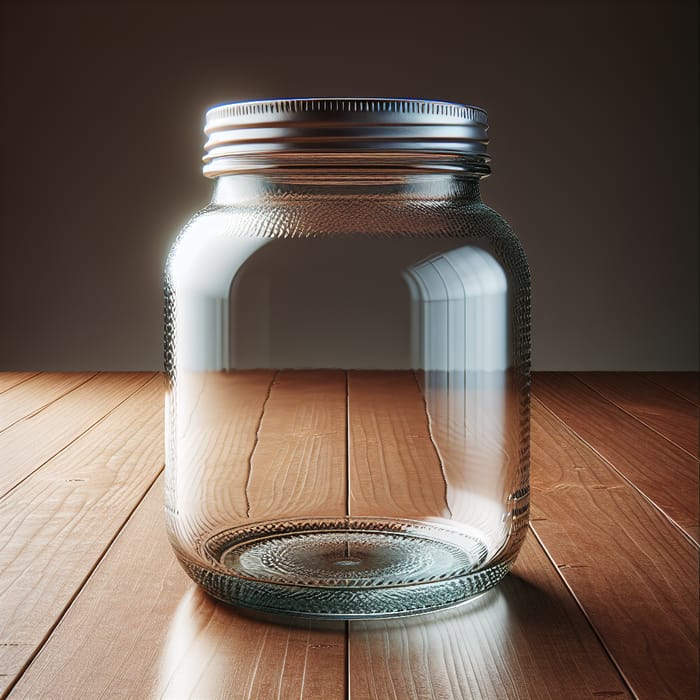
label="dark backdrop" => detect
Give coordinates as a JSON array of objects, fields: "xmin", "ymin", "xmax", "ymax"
[{"xmin": 1, "ymin": 0, "xmax": 697, "ymax": 370}]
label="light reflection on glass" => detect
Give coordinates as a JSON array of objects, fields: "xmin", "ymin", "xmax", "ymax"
[{"xmin": 404, "ymin": 246, "xmax": 511, "ymax": 549}]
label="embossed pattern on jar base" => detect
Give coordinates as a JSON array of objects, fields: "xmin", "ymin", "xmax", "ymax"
[{"xmin": 183, "ymin": 518, "xmax": 512, "ymax": 618}]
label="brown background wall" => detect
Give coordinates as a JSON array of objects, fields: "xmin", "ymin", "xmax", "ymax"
[{"xmin": 0, "ymin": 0, "xmax": 697, "ymax": 371}]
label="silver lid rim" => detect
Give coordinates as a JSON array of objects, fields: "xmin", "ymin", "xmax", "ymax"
[
  {"xmin": 205, "ymin": 98, "xmax": 487, "ymax": 129},
  {"xmin": 202, "ymin": 98, "xmax": 490, "ymax": 176}
]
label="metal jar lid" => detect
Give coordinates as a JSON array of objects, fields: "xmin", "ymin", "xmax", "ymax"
[{"xmin": 202, "ymin": 98, "xmax": 489, "ymax": 177}]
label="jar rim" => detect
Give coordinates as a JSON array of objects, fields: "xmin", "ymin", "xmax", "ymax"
[{"xmin": 202, "ymin": 98, "xmax": 490, "ymax": 178}]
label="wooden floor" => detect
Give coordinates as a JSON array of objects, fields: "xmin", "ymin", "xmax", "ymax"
[{"xmin": 0, "ymin": 371, "xmax": 697, "ymax": 699}]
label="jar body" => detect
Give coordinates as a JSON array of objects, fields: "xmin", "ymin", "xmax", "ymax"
[{"xmin": 164, "ymin": 174, "xmax": 530, "ymax": 618}]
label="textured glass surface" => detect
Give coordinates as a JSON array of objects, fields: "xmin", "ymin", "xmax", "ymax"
[{"xmin": 164, "ymin": 174, "xmax": 530, "ymax": 618}]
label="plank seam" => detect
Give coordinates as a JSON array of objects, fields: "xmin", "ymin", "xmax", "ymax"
[
  {"xmin": 0, "ymin": 373, "xmax": 99, "ymax": 437},
  {"xmin": 0, "ymin": 373, "xmax": 158, "ymax": 503},
  {"xmin": 573, "ymin": 373, "xmax": 699, "ymax": 462},
  {"xmin": 527, "ymin": 523, "xmax": 639, "ymax": 700},
  {"xmin": 0, "ymin": 373, "xmax": 41, "ymax": 397},
  {"xmin": 411, "ymin": 370, "xmax": 453, "ymax": 518},
  {"xmin": 642, "ymin": 374, "xmax": 700, "ymax": 408},
  {"xmin": 0, "ymin": 465, "xmax": 165, "ymax": 700},
  {"xmin": 244, "ymin": 370, "xmax": 279, "ymax": 519},
  {"xmin": 345, "ymin": 371, "xmax": 350, "ymax": 519},
  {"xmin": 531, "ymin": 395, "xmax": 699, "ymax": 549},
  {"xmin": 275, "ymin": 628, "xmax": 291, "ymax": 700},
  {"xmin": 344, "ymin": 620, "xmax": 350, "ymax": 700}
]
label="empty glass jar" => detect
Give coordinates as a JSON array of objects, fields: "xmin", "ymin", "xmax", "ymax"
[{"xmin": 164, "ymin": 98, "xmax": 530, "ymax": 618}]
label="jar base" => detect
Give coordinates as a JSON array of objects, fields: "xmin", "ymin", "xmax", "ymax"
[{"xmin": 183, "ymin": 518, "xmax": 513, "ymax": 619}]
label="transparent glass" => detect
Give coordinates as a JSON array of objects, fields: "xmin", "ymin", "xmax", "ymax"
[{"xmin": 164, "ymin": 171, "xmax": 530, "ymax": 618}]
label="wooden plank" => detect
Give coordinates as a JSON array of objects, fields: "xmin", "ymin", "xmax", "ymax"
[
  {"xmin": 575, "ymin": 372, "xmax": 699, "ymax": 458},
  {"xmin": 172, "ymin": 369, "xmax": 277, "ymax": 530},
  {"xmin": 0, "ymin": 372, "xmax": 95, "ymax": 433},
  {"xmin": 0, "ymin": 372, "xmax": 153, "ymax": 498},
  {"xmin": 0, "ymin": 373, "xmax": 38, "ymax": 395},
  {"xmin": 533, "ymin": 373, "xmax": 698, "ymax": 541},
  {"xmin": 530, "ymin": 396, "xmax": 699, "ymax": 700},
  {"xmin": 348, "ymin": 370, "xmax": 449, "ymax": 518},
  {"xmin": 642, "ymin": 371, "xmax": 699, "ymax": 406},
  {"xmin": 349, "ymin": 531, "xmax": 631, "ymax": 700},
  {"xmin": 347, "ymin": 373, "xmax": 630, "ymax": 699},
  {"xmin": 246, "ymin": 370, "xmax": 347, "ymax": 520},
  {"xmin": 7, "ymin": 478, "xmax": 346, "ymax": 700},
  {"xmin": 0, "ymin": 376, "xmax": 164, "ymax": 696},
  {"xmin": 169, "ymin": 369, "xmax": 346, "ymax": 544},
  {"xmin": 5, "ymin": 370, "xmax": 695, "ymax": 698}
]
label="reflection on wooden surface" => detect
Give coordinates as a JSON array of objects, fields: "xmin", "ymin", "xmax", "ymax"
[
  {"xmin": 350, "ymin": 534, "xmax": 631, "ymax": 699},
  {"xmin": 0, "ymin": 372, "xmax": 697, "ymax": 698},
  {"xmin": 6, "ymin": 479, "xmax": 629, "ymax": 699},
  {"xmin": 157, "ymin": 587, "xmax": 345, "ymax": 700}
]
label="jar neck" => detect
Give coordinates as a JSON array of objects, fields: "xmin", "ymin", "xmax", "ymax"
[{"xmin": 211, "ymin": 172, "xmax": 483, "ymax": 206}]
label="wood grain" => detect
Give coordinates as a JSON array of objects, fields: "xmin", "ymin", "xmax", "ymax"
[
  {"xmin": 3, "ymin": 371, "xmax": 698, "ymax": 699},
  {"xmin": 170, "ymin": 369, "xmax": 347, "ymax": 551},
  {"xmin": 530, "ymin": 397, "xmax": 699, "ymax": 700},
  {"xmin": 0, "ymin": 373, "xmax": 154, "ymax": 498},
  {"xmin": 247, "ymin": 370, "xmax": 347, "ymax": 520},
  {"xmin": 0, "ymin": 372, "xmax": 95, "ymax": 433},
  {"xmin": 0, "ymin": 376, "xmax": 164, "ymax": 696},
  {"xmin": 346, "ymin": 373, "xmax": 631, "ymax": 699},
  {"xmin": 575, "ymin": 372, "xmax": 699, "ymax": 457},
  {"xmin": 349, "ymin": 531, "xmax": 631, "ymax": 700},
  {"xmin": 0, "ymin": 373, "xmax": 38, "ymax": 395},
  {"xmin": 642, "ymin": 371, "xmax": 699, "ymax": 405},
  {"xmin": 533, "ymin": 372, "xmax": 699, "ymax": 541},
  {"xmin": 7, "ymin": 478, "xmax": 346, "ymax": 700},
  {"xmin": 347, "ymin": 370, "xmax": 449, "ymax": 518},
  {"xmin": 172, "ymin": 369, "xmax": 276, "ymax": 533}
]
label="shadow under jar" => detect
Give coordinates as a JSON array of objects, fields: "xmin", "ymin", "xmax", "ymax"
[{"xmin": 164, "ymin": 98, "xmax": 531, "ymax": 619}]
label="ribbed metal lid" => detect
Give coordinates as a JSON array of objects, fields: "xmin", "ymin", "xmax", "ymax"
[{"xmin": 202, "ymin": 98, "xmax": 489, "ymax": 177}]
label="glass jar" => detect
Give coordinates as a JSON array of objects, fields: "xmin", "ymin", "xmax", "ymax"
[{"xmin": 164, "ymin": 98, "xmax": 530, "ymax": 618}]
